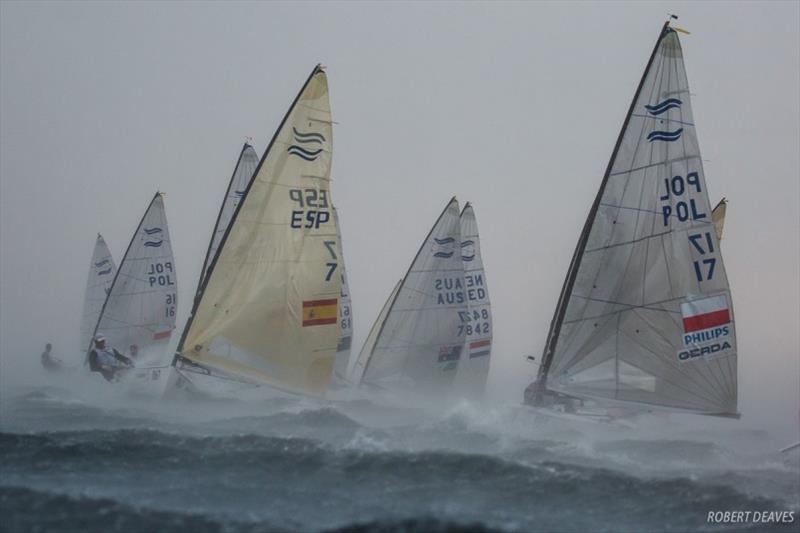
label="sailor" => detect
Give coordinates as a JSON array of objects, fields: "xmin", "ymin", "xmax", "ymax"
[
  {"xmin": 87, "ymin": 335, "xmax": 134, "ymax": 381},
  {"xmin": 129, "ymin": 344, "xmax": 139, "ymax": 360},
  {"xmin": 40, "ymin": 343, "xmax": 62, "ymax": 371}
]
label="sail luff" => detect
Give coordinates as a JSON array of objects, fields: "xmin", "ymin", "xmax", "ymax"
[
  {"xmin": 90, "ymin": 191, "xmax": 163, "ymax": 351},
  {"xmin": 176, "ymin": 65, "xmax": 324, "ymax": 358},
  {"xmin": 536, "ymin": 21, "xmax": 673, "ymax": 394}
]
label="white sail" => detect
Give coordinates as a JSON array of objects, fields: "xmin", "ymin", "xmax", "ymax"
[
  {"xmin": 93, "ymin": 193, "xmax": 177, "ymax": 357},
  {"xmin": 200, "ymin": 143, "xmax": 259, "ymax": 286},
  {"xmin": 361, "ymin": 198, "xmax": 467, "ymax": 394},
  {"xmin": 453, "ymin": 203, "xmax": 493, "ymax": 397},
  {"xmin": 80, "ymin": 234, "xmax": 116, "ymax": 352},
  {"xmin": 348, "ymin": 279, "xmax": 401, "ymax": 385},
  {"xmin": 175, "ymin": 65, "xmax": 341, "ymax": 395},
  {"xmin": 534, "ymin": 24, "xmax": 737, "ymax": 416},
  {"xmin": 330, "ymin": 208, "xmax": 354, "ymax": 387}
]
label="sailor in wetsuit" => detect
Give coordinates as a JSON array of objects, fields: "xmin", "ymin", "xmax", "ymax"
[
  {"xmin": 41, "ymin": 343, "xmax": 62, "ymax": 371},
  {"xmin": 87, "ymin": 335, "xmax": 134, "ymax": 381}
]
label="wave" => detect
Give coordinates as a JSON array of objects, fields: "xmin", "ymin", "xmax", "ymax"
[{"xmin": 645, "ymin": 98, "xmax": 683, "ymax": 115}]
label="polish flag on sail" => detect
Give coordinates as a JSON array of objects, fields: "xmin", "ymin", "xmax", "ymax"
[{"xmin": 680, "ymin": 295, "xmax": 730, "ymax": 333}]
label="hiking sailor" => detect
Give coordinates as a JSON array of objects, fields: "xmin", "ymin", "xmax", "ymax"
[
  {"xmin": 41, "ymin": 343, "xmax": 62, "ymax": 371},
  {"xmin": 88, "ymin": 335, "xmax": 134, "ymax": 381}
]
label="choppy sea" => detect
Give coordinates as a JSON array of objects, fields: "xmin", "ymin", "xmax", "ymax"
[{"xmin": 1, "ymin": 377, "xmax": 798, "ymax": 533}]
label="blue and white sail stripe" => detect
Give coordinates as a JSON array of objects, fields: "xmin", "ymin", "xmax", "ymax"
[
  {"xmin": 647, "ymin": 128, "xmax": 683, "ymax": 142},
  {"xmin": 645, "ymin": 98, "xmax": 682, "ymax": 116}
]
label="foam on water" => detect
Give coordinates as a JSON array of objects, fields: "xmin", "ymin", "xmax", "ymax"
[{"xmin": 1, "ymin": 383, "xmax": 798, "ymax": 532}]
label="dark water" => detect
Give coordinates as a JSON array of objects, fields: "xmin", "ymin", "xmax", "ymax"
[{"xmin": 1, "ymin": 385, "xmax": 797, "ymax": 533}]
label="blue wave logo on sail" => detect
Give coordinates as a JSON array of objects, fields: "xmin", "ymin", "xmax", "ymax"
[
  {"xmin": 94, "ymin": 259, "xmax": 110, "ymax": 268},
  {"xmin": 461, "ymin": 240, "xmax": 475, "ymax": 262},
  {"xmin": 234, "ymin": 190, "xmax": 245, "ymax": 197},
  {"xmin": 433, "ymin": 237, "xmax": 455, "ymax": 258},
  {"xmin": 645, "ymin": 98, "xmax": 682, "ymax": 116},
  {"xmin": 143, "ymin": 240, "xmax": 163, "ymax": 247},
  {"xmin": 143, "ymin": 227, "xmax": 163, "ymax": 235},
  {"xmin": 647, "ymin": 128, "xmax": 683, "ymax": 142},
  {"xmin": 288, "ymin": 127, "xmax": 326, "ymax": 161},
  {"xmin": 97, "ymin": 268, "xmax": 112, "ymax": 275}
]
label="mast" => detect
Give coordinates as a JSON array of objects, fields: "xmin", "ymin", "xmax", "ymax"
[
  {"xmin": 534, "ymin": 21, "xmax": 673, "ymax": 400},
  {"xmin": 90, "ymin": 191, "xmax": 163, "ymax": 351},
  {"xmin": 174, "ymin": 65, "xmax": 324, "ymax": 362}
]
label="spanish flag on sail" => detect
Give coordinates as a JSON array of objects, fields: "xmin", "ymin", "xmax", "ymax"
[{"xmin": 302, "ymin": 298, "xmax": 338, "ymax": 327}]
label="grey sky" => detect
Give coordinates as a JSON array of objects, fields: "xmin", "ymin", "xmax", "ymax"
[{"xmin": 1, "ymin": 2, "xmax": 798, "ymax": 440}]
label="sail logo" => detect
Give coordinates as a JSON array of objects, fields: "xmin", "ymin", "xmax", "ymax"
[
  {"xmin": 234, "ymin": 190, "xmax": 245, "ymax": 198},
  {"xmin": 143, "ymin": 227, "xmax": 164, "ymax": 247},
  {"xmin": 677, "ymin": 295, "xmax": 733, "ymax": 361},
  {"xmin": 95, "ymin": 259, "xmax": 110, "ymax": 268},
  {"xmin": 287, "ymin": 127, "xmax": 325, "ymax": 161},
  {"xmin": 647, "ymin": 128, "xmax": 683, "ymax": 142},
  {"xmin": 143, "ymin": 227, "xmax": 162, "ymax": 235},
  {"xmin": 645, "ymin": 98, "xmax": 682, "ymax": 116},
  {"xmin": 432, "ymin": 237, "xmax": 456, "ymax": 258},
  {"xmin": 97, "ymin": 268, "xmax": 112, "ymax": 276},
  {"xmin": 144, "ymin": 240, "xmax": 163, "ymax": 247},
  {"xmin": 461, "ymin": 240, "xmax": 476, "ymax": 261}
]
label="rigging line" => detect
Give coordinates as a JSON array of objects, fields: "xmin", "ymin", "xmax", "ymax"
[{"xmin": 569, "ymin": 294, "xmax": 683, "ymax": 313}]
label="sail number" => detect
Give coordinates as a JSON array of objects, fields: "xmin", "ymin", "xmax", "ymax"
[
  {"xmin": 165, "ymin": 293, "xmax": 176, "ymax": 318},
  {"xmin": 147, "ymin": 262, "xmax": 175, "ymax": 287},
  {"xmin": 689, "ymin": 231, "xmax": 717, "ymax": 282},
  {"xmin": 289, "ymin": 188, "xmax": 331, "ymax": 229},
  {"xmin": 458, "ymin": 309, "xmax": 490, "ymax": 336},
  {"xmin": 323, "ymin": 240, "xmax": 338, "ymax": 282},
  {"xmin": 659, "ymin": 172, "xmax": 707, "ymax": 226}
]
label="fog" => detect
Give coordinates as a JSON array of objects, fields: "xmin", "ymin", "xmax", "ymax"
[{"xmin": 1, "ymin": 2, "xmax": 798, "ymax": 442}]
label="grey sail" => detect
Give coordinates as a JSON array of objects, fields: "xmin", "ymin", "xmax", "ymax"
[
  {"xmin": 361, "ymin": 198, "xmax": 466, "ymax": 393},
  {"xmin": 532, "ymin": 23, "xmax": 737, "ymax": 416},
  {"xmin": 80, "ymin": 234, "xmax": 116, "ymax": 353},
  {"xmin": 200, "ymin": 143, "xmax": 259, "ymax": 286},
  {"xmin": 348, "ymin": 279, "xmax": 401, "ymax": 385},
  {"xmin": 453, "ymin": 203, "xmax": 493, "ymax": 397}
]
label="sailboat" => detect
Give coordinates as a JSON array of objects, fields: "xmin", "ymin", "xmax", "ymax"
[
  {"xmin": 353, "ymin": 197, "xmax": 467, "ymax": 396},
  {"xmin": 525, "ymin": 21, "xmax": 738, "ymax": 417},
  {"xmin": 330, "ymin": 208, "xmax": 354, "ymax": 388},
  {"xmin": 80, "ymin": 234, "xmax": 116, "ymax": 355},
  {"xmin": 171, "ymin": 65, "xmax": 341, "ymax": 397},
  {"xmin": 453, "ymin": 203, "xmax": 493, "ymax": 397},
  {"xmin": 200, "ymin": 142, "xmax": 259, "ymax": 287},
  {"xmin": 91, "ymin": 192, "xmax": 177, "ymax": 365}
]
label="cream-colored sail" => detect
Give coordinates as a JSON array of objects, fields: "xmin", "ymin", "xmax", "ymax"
[
  {"xmin": 176, "ymin": 65, "xmax": 340, "ymax": 395},
  {"xmin": 331, "ymin": 208, "xmax": 354, "ymax": 387},
  {"xmin": 712, "ymin": 198, "xmax": 727, "ymax": 241}
]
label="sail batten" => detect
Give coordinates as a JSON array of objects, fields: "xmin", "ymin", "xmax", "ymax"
[{"xmin": 534, "ymin": 23, "xmax": 737, "ymax": 415}]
